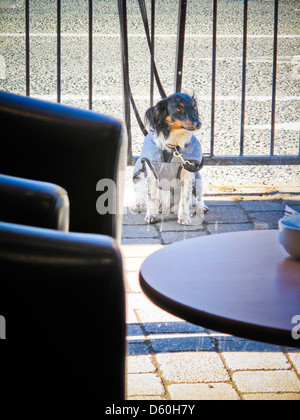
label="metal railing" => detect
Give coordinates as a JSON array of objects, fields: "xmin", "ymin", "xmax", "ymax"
[{"xmin": 22, "ymin": 0, "xmax": 299, "ymax": 166}]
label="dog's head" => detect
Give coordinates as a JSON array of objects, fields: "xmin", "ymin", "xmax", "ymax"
[{"xmin": 145, "ymin": 93, "xmax": 202, "ymax": 139}]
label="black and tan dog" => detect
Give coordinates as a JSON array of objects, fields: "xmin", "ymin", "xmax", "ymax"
[{"xmin": 132, "ymin": 93, "xmax": 208, "ymax": 225}]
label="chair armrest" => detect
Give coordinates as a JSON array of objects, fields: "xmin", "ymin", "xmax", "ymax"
[
  {"xmin": 0, "ymin": 174, "xmax": 69, "ymax": 231},
  {"xmin": 0, "ymin": 222, "xmax": 126, "ymax": 400}
]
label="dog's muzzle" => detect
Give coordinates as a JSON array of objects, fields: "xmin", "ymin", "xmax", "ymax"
[{"xmin": 181, "ymin": 120, "xmax": 202, "ymax": 131}]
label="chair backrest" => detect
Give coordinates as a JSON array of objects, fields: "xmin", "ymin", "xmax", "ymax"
[
  {"xmin": 0, "ymin": 92, "xmax": 127, "ymax": 241},
  {"xmin": 0, "ymin": 222, "xmax": 126, "ymax": 400},
  {"xmin": 0, "ymin": 174, "xmax": 69, "ymax": 231}
]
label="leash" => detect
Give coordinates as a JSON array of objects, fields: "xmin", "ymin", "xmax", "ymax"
[
  {"xmin": 118, "ymin": 0, "xmax": 148, "ymax": 136},
  {"xmin": 138, "ymin": 0, "xmax": 167, "ymax": 100},
  {"xmin": 118, "ymin": 0, "xmax": 168, "ymax": 137},
  {"xmin": 173, "ymin": 146, "xmax": 203, "ymax": 172}
]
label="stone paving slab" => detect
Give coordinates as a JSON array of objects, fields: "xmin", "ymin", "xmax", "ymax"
[
  {"xmin": 233, "ymin": 371, "xmax": 300, "ymax": 394},
  {"xmin": 123, "ymin": 189, "xmax": 300, "ymax": 400},
  {"xmin": 167, "ymin": 383, "xmax": 240, "ymax": 401},
  {"xmin": 222, "ymin": 353, "xmax": 291, "ymax": 371},
  {"xmin": 156, "ymin": 352, "xmax": 230, "ymax": 383}
]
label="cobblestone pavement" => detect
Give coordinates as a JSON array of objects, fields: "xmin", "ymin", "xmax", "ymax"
[{"xmin": 122, "ymin": 186, "xmax": 300, "ymax": 400}]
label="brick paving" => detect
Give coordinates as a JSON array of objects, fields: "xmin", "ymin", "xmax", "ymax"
[{"xmin": 122, "ymin": 186, "xmax": 300, "ymax": 400}]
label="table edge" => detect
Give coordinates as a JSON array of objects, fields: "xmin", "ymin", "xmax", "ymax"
[{"xmin": 139, "ymin": 230, "xmax": 300, "ymax": 349}]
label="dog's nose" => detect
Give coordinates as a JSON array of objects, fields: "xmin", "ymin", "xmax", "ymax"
[{"xmin": 194, "ymin": 120, "xmax": 202, "ymax": 130}]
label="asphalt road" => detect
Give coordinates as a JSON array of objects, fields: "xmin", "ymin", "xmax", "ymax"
[{"xmin": 0, "ymin": 0, "xmax": 299, "ymax": 186}]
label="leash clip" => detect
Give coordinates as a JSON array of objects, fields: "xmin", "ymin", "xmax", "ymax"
[{"xmin": 173, "ymin": 147, "xmax": 192, "ymax": 168}]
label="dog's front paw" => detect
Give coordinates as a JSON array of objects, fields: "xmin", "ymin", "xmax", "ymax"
[
  {"xmin": 130, "ymin": 203, "xmax": 147, "ymax": 214},
  {"xmin": 130, "ymin": 204, "xmax": 141, "ymax": 214},
  {"xmin": 177, "ymin": 215, "xmax": 192, "ymax": 225},
  {"xmin": 145, "ymin": 214, "xmax": 157, "ymax": 224}
]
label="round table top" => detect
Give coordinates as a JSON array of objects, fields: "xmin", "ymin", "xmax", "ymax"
[{"xmin": 139, "ymin": 230, "xmax": 300, "ymax": 348}]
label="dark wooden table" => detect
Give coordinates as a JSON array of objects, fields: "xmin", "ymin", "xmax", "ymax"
[{"xmin": 139, "ymin": 230, "xmax": 300, "ymax": 348}]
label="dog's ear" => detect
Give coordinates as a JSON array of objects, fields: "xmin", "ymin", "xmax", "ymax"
[
  {"xmin": 154, "ymin": 99, "xmax": 169, "ymax": 122},
  {"xmin": 191, "ymin": 91, "xmax": 198, "ymax": 106},
  {"xmin": 145, "ymin": 105, "xmax": 156, "ymax": 127},
  {"xmin": 145, "ymin": 99, "xmax": 169, "ymax": 137}
]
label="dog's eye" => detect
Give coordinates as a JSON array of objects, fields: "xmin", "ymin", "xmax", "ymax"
[{"xmin": 175, "ymin": 103, "xmax": 185, "ymax": 113}]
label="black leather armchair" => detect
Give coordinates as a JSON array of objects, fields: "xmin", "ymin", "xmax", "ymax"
[
  {"xmin": 0, "ymin": 222, "xmax": 126, "ymax": 400},
  {"xmin": 0, "ymin": 175, "xmax": 126, "ymax": 400},
  {"xmin": 0, "ymin": 91, "xmax": 127, "ymax": 241}
]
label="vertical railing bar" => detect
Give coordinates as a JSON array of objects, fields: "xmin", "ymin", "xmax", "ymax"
[
  {"xmin": 211, "ymin": 0, "xmax": 217, "ymax": 157},
  {"xmin": 57, "ymin": 0, "xmax": 61, "ymax": 103},
  {"xmin": 25, "ymin": 0, "xmax": 30, "ymax": 96},
  {"xmin": 118, "ymin": 0, "xmax": 132, "ymax": 163},
  {"xmin": 150, "ymin": 0, "xmax": 155, "ymax": 107},
  {"xmin": 174, "ymin": 0, "xmax": 187, "ymax": 93},
  {"xmin": 240, "ymin": 0, "xmax": 248, "ymax": 156},
  {"xmin": 270, "ymin": 0, "xmax": 278, "ymax": 156},
  {"xmin": 89, "ymin": 0, "xmax": 93, "ymax": 110}
]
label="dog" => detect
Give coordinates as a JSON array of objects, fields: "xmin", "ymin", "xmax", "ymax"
[{"xmin": 132, "ymin": 93, "xmax": 208, "ymax": 225}]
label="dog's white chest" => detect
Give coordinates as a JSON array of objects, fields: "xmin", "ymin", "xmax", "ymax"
[{"xmin": 165, "ymin": 130, "xmax": 193, "ymax": 150}]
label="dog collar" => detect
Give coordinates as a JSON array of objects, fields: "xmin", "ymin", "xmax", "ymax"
[{"xmin": 165, "ymin": 144, "xmax": 178, "ymax": 150}]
